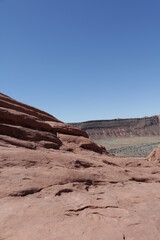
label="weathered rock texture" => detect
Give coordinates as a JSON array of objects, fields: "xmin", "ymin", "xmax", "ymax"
[
  {"xmin": 71, "ymin": 116, "xmax": 160, "ymax": 139},
  {"xmin": 0, "ymin": 93, "xmax": 160, "ymax": 240},
  {"xmin": 0, "ymin": 93, "xmax": 104, "ymax": 154},
  {"xmin": 147, "ymin": 145, "xmax": 160, "ymax": 162}
]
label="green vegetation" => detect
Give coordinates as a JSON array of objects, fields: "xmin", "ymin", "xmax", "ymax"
[{"xmin": 95, "ymin": 136, "xmax": 160, "ymax": 157}]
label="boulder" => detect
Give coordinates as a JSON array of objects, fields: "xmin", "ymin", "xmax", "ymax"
[
  {"xmin": 58, "ymin": 134, "xmax": 106, "ymax": 154},
  {"xmin": 147, "ymin": 145, "xmax": 160, "ymax": 162}
]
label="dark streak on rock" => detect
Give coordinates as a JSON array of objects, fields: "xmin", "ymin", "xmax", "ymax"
[
  {"xmin": 10, "ymin": 187, "xmax": 42, "ymax": 197},
  {"xmin": 68, "ymin": 205, "xmax": 118, "ymax": 213},
  {"xmin": 55, "ymin": 189, "xmax": 73, "ymax": 196}
]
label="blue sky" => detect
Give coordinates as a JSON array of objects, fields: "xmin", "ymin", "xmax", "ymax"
[{"xmin": 1, "ymin": 0, "xmax": 160, "ymax": 122}]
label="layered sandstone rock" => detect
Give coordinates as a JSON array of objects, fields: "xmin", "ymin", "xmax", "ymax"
[
  {"xmin": 46, "ymin": 121, "xmax": 89, "ymax": 138},
  {"xmin": 58, "ymin": 133, "xmax": 106, "ymax": 154},
  {"xmin": 0, "ymin": 93, "xmax": 58, "ymax": 121},
  {"xmin": 1, "ymin": 93, "xmax": 160, "ymax": 240},
  {"xmin": 0, "ymin": 93, "xmax": 104, "ymax": 154}
]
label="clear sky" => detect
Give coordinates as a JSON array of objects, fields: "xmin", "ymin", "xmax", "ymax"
[{"xmin": 1, "ymin": 0, "xmax": 160, "ymax": 122}]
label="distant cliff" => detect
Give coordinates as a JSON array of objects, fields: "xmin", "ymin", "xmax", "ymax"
[{"xmin": 70, "ymin": 116, "xmax": 160, "ymax": 140}]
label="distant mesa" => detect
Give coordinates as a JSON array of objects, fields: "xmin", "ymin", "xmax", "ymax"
[{"xmin": 70, "ymin": 116, "xmax": 160, "ymax": 140}]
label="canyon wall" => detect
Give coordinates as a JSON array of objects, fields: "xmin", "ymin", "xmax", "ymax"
[{"xmin": 71, "ymin": 116, "xmax": 160, "ymax": 139}]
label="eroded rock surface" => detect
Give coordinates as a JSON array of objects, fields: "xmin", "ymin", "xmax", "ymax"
[
  {"xmin": 147, "ymin": 145, "xmax": 160, "ymax": 162},
  {"xmin": 0, "ymin": 93, "xmax": 104, "ymax": 153},
  {"xmin": 0, "ymin": 93, "xmax": 160, "ymax": 240}
]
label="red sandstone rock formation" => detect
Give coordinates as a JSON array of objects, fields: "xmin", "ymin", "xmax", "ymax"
[
  {"xmin": 0, "ymin": 93, "xmax": 160, "ymax": 240},
  {"xmin": 0, "ymin": 93, "xmax": 105, "ymax": 154}
]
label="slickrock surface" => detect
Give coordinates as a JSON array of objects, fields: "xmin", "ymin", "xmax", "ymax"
[{"xmin": 0, "ymin": 93, "xmax": 160, "ymax": 240}]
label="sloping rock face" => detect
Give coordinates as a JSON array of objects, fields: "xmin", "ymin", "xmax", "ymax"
[
  {"xmin": 0, "ymin": 93, "xmax": 105, "ymax": 154},
  {"xmin": 147, "ymin": 145, "xmax": 160, "ymax": 162},
  {"xmin": 1, "ymin": 93, "xmax": 160, "ymax": 240},
  {"xmin": 71, "ymin": 116, "xmax": 160, "ymax": 139}
]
